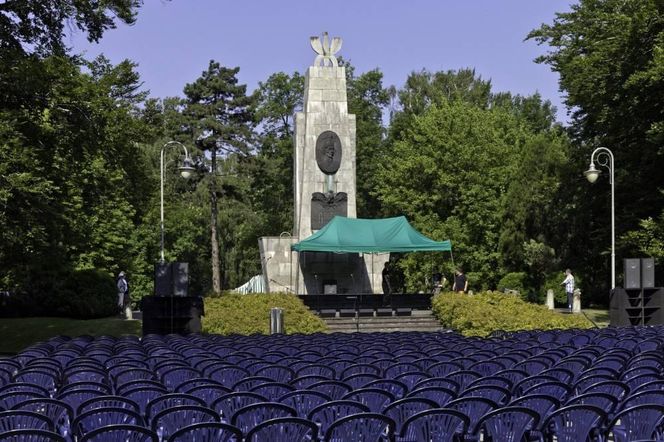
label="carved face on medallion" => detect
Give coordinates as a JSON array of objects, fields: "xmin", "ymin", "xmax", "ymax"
[{"xmin": 315, "ymin": 131, "xmax": 342, "ymax": 174}]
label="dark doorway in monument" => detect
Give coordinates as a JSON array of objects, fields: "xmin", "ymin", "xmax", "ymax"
[{"xmin": 299, "ymin": 251, "xmax": 372, "ymax": 295}]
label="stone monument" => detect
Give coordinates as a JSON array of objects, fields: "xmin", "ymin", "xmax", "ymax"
[{"xmin": 259, "ymin": 32, "xmax": 388, "ymax": 295}]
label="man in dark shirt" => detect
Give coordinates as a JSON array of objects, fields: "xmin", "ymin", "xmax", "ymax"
[{"xmin": 452, "ymin": 268, "xmax": 468, "ymax": 293}]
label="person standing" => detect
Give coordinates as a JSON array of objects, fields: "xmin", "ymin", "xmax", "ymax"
[
  {"xmin": 382, "ymin": 262, "xmax": 392, "ymax": 295},
  {"xmin": 117, "ymin": 271, "xmax": 128, "ymax": 315},
  {"xmin": 452, "ymin": 268, "xmax": 468, "ymax": 293},
  {"xmin": 561, "ymin": 269, "xmax": 575, "ymax": 312}
]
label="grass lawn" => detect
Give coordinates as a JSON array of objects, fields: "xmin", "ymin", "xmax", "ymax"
[
  {"xmin": 0, "ymin": 317, "xmax": 141, "ymax": 354},
  {"xmin": 582, "ymin": 308, "xmax": 610, "ymax": 327}
]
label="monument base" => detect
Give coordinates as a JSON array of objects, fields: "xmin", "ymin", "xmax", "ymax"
[{"xmin": 259, "ymin": 236, "xmax": 388, "ymax": 294}]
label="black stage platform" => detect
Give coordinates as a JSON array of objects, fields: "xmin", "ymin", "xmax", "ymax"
[{"xmin": 298, "ymin": 293, "xmax": 432, "ymax": 317}]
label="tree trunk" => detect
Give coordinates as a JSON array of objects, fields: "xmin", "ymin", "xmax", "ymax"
[{"xmin": 209, "ymin": 150, "xmax": 222, "ymax": 293}]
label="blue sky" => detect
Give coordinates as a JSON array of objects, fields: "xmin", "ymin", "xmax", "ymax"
[{"xmin": 69, "ymin": 0, "xmax": 574, "ymax": 122}]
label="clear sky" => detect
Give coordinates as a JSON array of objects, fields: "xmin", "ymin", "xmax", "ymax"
[{"xmin": 69, "ymin": 0, "xmax": 574, "ymax": 122}]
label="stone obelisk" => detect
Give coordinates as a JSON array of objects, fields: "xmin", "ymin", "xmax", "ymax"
[{"xmin": 259, "ymin": 33, "xmax": 387, "ymax": 295}]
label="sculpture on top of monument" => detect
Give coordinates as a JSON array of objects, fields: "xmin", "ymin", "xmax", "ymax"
[{"xmin": 310, "ymin": 32, "xmax": 342, "ymax": 67}]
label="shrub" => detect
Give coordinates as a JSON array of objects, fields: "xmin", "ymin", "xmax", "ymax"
[
  {"xmin": 202, "ymin": 293, "xmax": 327, "ymax": 335},
  {"xmin": 55, "ymin": 269, "xmax": 118, "ymax": 319},
  {"xmin": 497, "ymin": 272, "xmax": 529, "ymax": 295},
  {"xmin": 432, "ymin": 291, "xmax": 593, "ymax": 337},
  {"xmin": 2, "ymin": 268, "xmax": 117, "ymax": 319}
]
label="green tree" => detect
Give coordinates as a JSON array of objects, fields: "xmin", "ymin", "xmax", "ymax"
[
  {"xmin": 342, "ymin": 61, "xmax": 390, "ymax": 217},
  {"xmin": 529, "ymin": 0, "xmax": 664, "ymax": 297},
  {"xmin": 182, "ymin": 60, "xmax": 255, "ymax": 293},
  {"xmin": 0, "ymin": 0, "xmax": 141, "ymax": 56},
  {"xmin": 252, "ymin": 71, "xmax": 304, "ymax": 234}
]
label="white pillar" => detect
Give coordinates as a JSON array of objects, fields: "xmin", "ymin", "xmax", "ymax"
[
  {"xmin": 546, "ymin": 289, "xmax": 555, "ymax": 310},
  {"xmin": 572, "ymin": 289, "xmax": 582, "ymax": 313}
]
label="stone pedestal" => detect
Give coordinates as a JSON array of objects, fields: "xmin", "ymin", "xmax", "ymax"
[
  {"xmin": 572, "ymin": 289, "xmax": 582, "ymax": 313},
  {"xmin": 546, "ymin": 289, "xmax": 555, "ymax": 310}
]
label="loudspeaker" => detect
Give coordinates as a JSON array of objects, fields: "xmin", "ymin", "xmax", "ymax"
[
  {"xmin": 624, "ymin": 259, "xmax": 641, "ymax": 289},
  {"xmin": 172, "ymin": 262, "xmax": 189, "ymax": 297},
  {"xmin": 154, "ymin": 263, "xmax": 172, "ymax": 296},
  {"xmin": 642, "ymin": 258, "xmax": 655, "ymax": 289},
  {"xmin": 141, "ymin": 295, "xmax": 203, "ymax": 335},
  {"xmin": 154, "ymin": 262, "xmax": 189, "ymax": 296}
]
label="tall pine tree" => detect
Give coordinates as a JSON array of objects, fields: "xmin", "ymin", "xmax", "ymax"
[{"xmin": 183, "ymin": 61, "xmax": 255, "ymax": 293}]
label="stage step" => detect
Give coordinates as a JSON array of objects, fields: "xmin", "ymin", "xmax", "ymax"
[{"xmin": 321, "ymin": 309, "xmax": 444, "ymax": 333}]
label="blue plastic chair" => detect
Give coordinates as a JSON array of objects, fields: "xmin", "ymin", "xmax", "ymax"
[
  {"xmin": 365, "ymin": 379, "xmax": 409, "ymax": 399},
  {"xmin": 444, "ymin": 396, "xmax": 498, "ymax": 435},
  {"xmin": 466, "ymin": 375, "xmax": 513, "ymax": 391},
  {"xmin": 250, "ymin": 382, "xmax": 295, "ymax": 400},
  {"xmin": 382, "ymin": 397, "xmax": 438, "ymax": 434},
  {"xmin": 278, "ymin": 390, "xmax": 330, "ymax": 418},
  {"xmin": 186, "ymin": 384, "xmax": 231, "ymax": 407},
  {"xmin": 509, "ymin": 393, "xmax": 560, "ymax": 426},
  {"xmin": 413, "ymin": 377, "xmax": 461, "ymax": 394},
  {"xmin": 0, "ymin": 429, "xmax": 65, "ymax": 442},
  {"xmin": 58, "ymin": 381, "xmax": 112, "ymax": 395},
  {"xmin": 399, "ymin": 408, "xmax": 470, "ymax": 442},
  {"xmin": 77, "ymin": 395, "xmax": 140, "ymax": 415},
  {"xmin": 151, "ymin": 405, "xmax": 219, "ymax": 441},
  {"xmin": 343, "ymin": 387, "xmax": 396, "ymax": 413},
  {"xmin": 522, "ymin": 380, "xmax": 571, "ymax": 402},
  {"xmin": 160, "ymin": 367, "xmax": 202, "ymax": 392},
  {"xmin": 123, "ymin": 386, "xmax": 168, "ymax": 415},
  {"xmin": 461, "ymin": 385, "xmax": 511, "ymax": 405},
  {"xmin": 79, "ymin": 424, "xmax": 158, "ymax": 442},
  {"xmin": 620, "ymin": 389, "xmax": 664, "ymax": 410},
  {"xmin": 564, "ymin": 392, "xmax": 619, "ymax": 416},
  {"xmin": 55, "ymin": 389, "xmax": 105, "ymax": 413},
  {"xmin": 72, "ymin": 407, "xmax": 144, "ymax": 439},
  {"xmin": 229, "ymin": 402, "xmax": 296, "ymax": 435},
  {"xmin": 294, "ymin": 363, "xmax": 335, "ymax": 379},
  {"xmin": 11, "ymin": 398, "xmax": 74, "ymax": 438},
  {"xmin": 208, "ymin": 366, "xmax": 250, "ymax": 387},
  {"xmin": 406, "ymin": 386, "xmax": 456, "ymax": 407},
  {"xmin": 145, "ymin": 393, "xmax": 207, "ymax": 420},
  {"xmin": 62, "ymin": 368, "xmax": 108, "ymax": 385},
  {"xmin": 472, "ymin": 405, "xmax": 540, "ymax": 442},
  {"xmin": 307, "ymin": 400, "xmax": 370, "ymax": 437},
  {"xmin": 0, "ymin": 383, "xmax": 49, "ymax": 398},
  {"xmin": 323, "ymin": 412, "xmax": 396, "ymax": 442},
  {"xmin": 245, "ymin": 417, "xmax": 318, "ymax": 442},
  {"xmin": 307, "ymin": 380, "xmax": 352, "ymax": 400},
  {"xmin": 13, "ymin": 369, "xmax": 58, "ymax": 394},
  {"xmin": 581, "ymin": 380, "xmax": 630, "ymax": 400},
  {"xmin": 166, "ymin": 422, "xmax": 242, "ymax": 442},
  {"xmin": 542, "ymin": 404, "xmax": 606, "ymax": 442},
  {"xmin": 173, "ymin": 378, "xmax": 221, "ymax": 394},
  {"xmin": 607, "ymin": 404, "xmax": 664, "ymax": 442},
  {"xmin": 211, "ymin": 392, "xmax": 267, "ymax": 423},
  {"xmin": 395, "ymin": 372, "xmax": 430, "ymax": 391},
  {"xmin": 0, "ymin": 410, "xmax": 54, "ymax": 432},
  {"xmin": 254, "ymin": 365, "xmax": 296, "ymax": 383}
]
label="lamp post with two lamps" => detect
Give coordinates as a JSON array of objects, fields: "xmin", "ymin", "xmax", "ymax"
[
  {"xmin": 584, "ymin": 146, "xmax": 616, "ymax": 289},
  {"xmin": 160, "ymin": 141, "xmax": 195, "ymax": 263}
]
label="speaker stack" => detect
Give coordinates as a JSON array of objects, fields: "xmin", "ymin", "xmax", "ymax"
[
  {"xmin": 610, "ymin": 258, "xmax": 663, "ymax": 326},
  {"xmin": 142, "ymin": 261, "xmax": 204, "ymax": 335}
]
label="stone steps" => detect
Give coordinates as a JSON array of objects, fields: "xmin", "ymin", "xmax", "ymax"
[{"xmin": 322, "ymin": 310, "xmax": 443, "ymax": 333}]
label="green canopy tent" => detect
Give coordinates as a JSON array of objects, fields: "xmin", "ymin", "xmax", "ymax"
[
  {"xmin": 291, "ymin": 216, "xmax": 452, "ymax": 253},
  {"xmin": 291, "ymin": 216, "xmax": 452, "ymax": 294}
]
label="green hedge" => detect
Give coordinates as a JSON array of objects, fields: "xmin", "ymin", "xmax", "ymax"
[
  {"xmin": 3, "ymin": 269, "xmax": 118, "ymax": 319},
  {"xmin": 432, "ymin": 291, "xmax": 593, "ymax": 337},
  {"xmin": 202, "ymin": 293, "xmax": 327, "ymax": 335}
]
